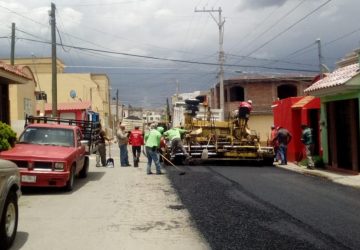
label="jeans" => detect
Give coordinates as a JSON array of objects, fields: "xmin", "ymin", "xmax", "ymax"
[
  {"xmin": 279, "ymin": 144, "xmax": 288, "ymax": 164},
  {"xmin": 145, "ymin": 146, "xmax": 162, "ymax": 174},
  {"xmin": 119, "ymin": 144, "xmax": 129, "ymax": 166}
]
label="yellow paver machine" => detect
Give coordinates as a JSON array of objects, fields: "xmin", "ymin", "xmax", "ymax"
[{"xmin": 169, "ymin": 99, "xmax": 274, "ymax": 165}]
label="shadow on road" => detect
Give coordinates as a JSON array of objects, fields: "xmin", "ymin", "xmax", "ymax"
[{"xmin": 10, "ymin": 231, "xmax": 29, "ymax": 250}]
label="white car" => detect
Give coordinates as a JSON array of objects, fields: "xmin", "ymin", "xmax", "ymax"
[{"xmin": 0, "ymin": 159, "xmax": 21, "ymax": 250}]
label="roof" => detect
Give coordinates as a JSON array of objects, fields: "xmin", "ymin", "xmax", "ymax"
[
  {"xmin": 37, "ymin": 101, "xmax": 92, "ymax": 111},
  {"xmin": 124, "ymin": 115, "xmax": 142, "ymax": 120},
  {"xmin": 291, "ymin": 96, "xmax": 319, "ymax": 109},
  {"xmin": 305, "ymin": 63, "xmax": 360, "ymax": 93},
  {"xmin": 0, "ymin": 61, "xmax": 32, "ymax": 79},
  {"xmin": 227, "ymin": 73, "xmax": 315, "ymax": 82}
]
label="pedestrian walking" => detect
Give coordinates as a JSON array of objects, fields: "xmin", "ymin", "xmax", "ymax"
[
  {"xmin": 163, "ymin": 127, "xmax": 190, "ymax": 159},
  {"xmin": 129, "ymin": 125, "xmax": 144, "ymax": 167},
  {"xmin": 96, "ymin": 123, "xmax": 111, "ymax": 167},
  {"xmin": 273, "ymin": 126, "xmax": 292, "ymax": 165},
  {"xmin": 116, "ymin": 124, "xmax": 131, "ymax": 167},
  {"xmin": 144, "ymin": 126, "xmax": 164, "ymax": 175},
  {"xmin": 301, "ymin": 124, "xmax": 315, "ymax": 169}
]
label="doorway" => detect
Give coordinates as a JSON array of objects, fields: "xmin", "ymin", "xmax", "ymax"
[{"xmin": 326, "ymin": 99, "xmax": 359, "ymax": 171}]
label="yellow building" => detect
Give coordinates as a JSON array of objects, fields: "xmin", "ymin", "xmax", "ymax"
[{"xmin": 4, "ymin": 57, "xmax": 111, "ymax": 133}]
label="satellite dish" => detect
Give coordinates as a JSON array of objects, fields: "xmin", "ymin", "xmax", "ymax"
[{"xmin": 70, "ymin": 90, "xmax": 77, "ymax": 99}]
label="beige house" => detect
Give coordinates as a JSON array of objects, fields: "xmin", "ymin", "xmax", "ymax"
[
  {"xmin": 0, "ymin": 62, "xmax": 35, "ymax": 130},
  {"xmin": 4, "ymin": 57, "xmax": 111, "ymax": 133}
]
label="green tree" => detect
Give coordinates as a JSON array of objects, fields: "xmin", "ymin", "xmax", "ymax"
[{"xmin": 0, "ymin": 122, "xmax": 17, "ymax": 151}]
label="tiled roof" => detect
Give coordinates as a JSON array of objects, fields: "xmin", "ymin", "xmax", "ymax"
[
  {"xmin": 0, "ymin": 62, "xmax": 32, "ymax": 79},
  {"xmin": 291, "ymin": 96, "xmax": 315, "ymax": 109},
  {"xmin": 305, "ymin": 63, "xmax": 360, "ymax": 93},
  {"xmin": 37, "ymin": 101, "xmax": 92, "ymax": 111}
]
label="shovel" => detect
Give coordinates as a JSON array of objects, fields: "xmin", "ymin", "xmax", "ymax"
[
  {"xmin": 201, "ymin": 136, "xmax": 212, "ymax": 160},
  {"xmin": 159, "ymin": 154, "xmax": 186, "ymax": 175}
]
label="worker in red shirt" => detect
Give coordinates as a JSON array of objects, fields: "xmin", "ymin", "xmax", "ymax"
[
  {"xmin": 128, "ymin": 126, "xmax": 144, "ymax": 167},
  {"xmin": 238, "ymin": 100, "xmax": 253, "ymax": 127}
]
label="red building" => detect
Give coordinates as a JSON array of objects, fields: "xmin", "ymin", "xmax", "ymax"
[{"xmin": 272, "ymin": 96, "xmax": 320, "ymax": 162}]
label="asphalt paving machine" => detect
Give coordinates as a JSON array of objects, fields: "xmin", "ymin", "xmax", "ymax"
[{"xmin": 168, "ymin": 99, "xmax": 274, "ymax": 165}]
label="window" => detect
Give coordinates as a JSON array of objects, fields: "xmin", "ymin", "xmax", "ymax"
[
  {"xmin": 229, "ymin": 86, "xmax": 244, "ymax": 102},
  {"xmin": 277, "ymin": 84, "xmax": 297, "ymax": 99}
]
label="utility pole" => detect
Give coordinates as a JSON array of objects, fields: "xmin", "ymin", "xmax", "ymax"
[
  {"xmin": 316, "ymin": 38, "xmax": 323, "ymax": 80},
  {"xmin": 195, "ymin": 7, "xmax": 225, "ymax": 120},
  {"xmin": 176, "ymin": 79, "xmax": 179, "ymax": 102},
  {"xmin": 10, "ymin": 23, "xmax": 15, "ymax": 65},
  {"xmin": 50, "ymin": 2, "xmax": 57, "ymax": 117},
  {"xmin": 116, "ymin": 89, "xmax": 119, "ymax": 123}
]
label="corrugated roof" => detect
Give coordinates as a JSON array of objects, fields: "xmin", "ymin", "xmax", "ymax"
[
  {"xmin": 305, "ymin": 63, "xmax": 360, "ymax": 93},
  {"xmin": 37, "ymin": 101, "xmax": 92, "ymax": 111},
  {"xmin": 0, "ymin": 62, "xmax": 32, "ymax": 79},
  {"xmin": 291, "ymin": 96, "xmax": 315, "ymax": 109}
]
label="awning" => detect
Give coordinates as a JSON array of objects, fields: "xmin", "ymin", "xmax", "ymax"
[{"xmin": 291, "ymin": 96, "xmax": 316, "ymax": 109}]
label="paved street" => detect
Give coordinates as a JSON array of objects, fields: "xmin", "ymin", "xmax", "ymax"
[
  {"xmin": 167, "ymin": 164, "xmax": 360, "ymax": 250},
  {"xmin": 10, "ymin": 144, "xmax": 360, "ymax": 250}
]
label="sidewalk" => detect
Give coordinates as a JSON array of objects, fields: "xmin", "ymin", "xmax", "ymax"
[
  {"xmin": 275, "ymin": 161, "xmax": 360, "ymax": 189},
  {"xmin": 86, "ymin": 144, "xmax": 210, "ymax": 250}
]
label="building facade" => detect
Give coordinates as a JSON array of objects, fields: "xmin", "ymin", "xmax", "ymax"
[
  {"xmin": 4, "ymin": 58, "xmax": 111, "ymax": 133},
  {"xmin": 210, "ymin": 74, "xmax": 315, "ymax": 143},
  {"xmin": 305, "ymin": 50, "xmax": 360, "ymax": 173},
  {"xmin": 0, "ymin": 62, "xmax": 34, "ymax": 130}
]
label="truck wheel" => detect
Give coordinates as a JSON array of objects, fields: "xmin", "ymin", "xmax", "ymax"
[
  {"xmin": 0, "ymin": 191, "xmax": 18, "ymax": 250},
  {"xmin": 65, "ymin": 166, "xmax": 75, "ymax": 191},
  {"xmin": 79, "ymin": 157, "xmax": 89, "ymax": 178}
]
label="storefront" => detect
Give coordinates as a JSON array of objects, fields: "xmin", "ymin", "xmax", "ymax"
[{"xmin": 305, "ymin": 63, "xmax": 360, "ymax": 173}]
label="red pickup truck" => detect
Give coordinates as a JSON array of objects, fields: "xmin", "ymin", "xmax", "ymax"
[{"xmin": 0, "ymin": 116, "xmax": 99, "ymax": 191}]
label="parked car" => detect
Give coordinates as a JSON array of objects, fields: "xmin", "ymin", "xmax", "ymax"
[
  {"xmin": 0, "ymin": 159, "xmax": 21, "ymax": 250},
  {"xmin": 0, "ymin": 116, "xmax": 100, "ymax": 191}
]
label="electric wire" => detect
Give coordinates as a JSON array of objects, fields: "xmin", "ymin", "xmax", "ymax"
[
  {"xmin": 245, "ymin": 0, "xmax": 332, "ymax": 57},
  {"xmin": 236, "ymin": 0, "xmax": 307, "ymax": 56},
  {"xmin": 16, "ymin": 36, "xmax": 318, "ymax": 72}
]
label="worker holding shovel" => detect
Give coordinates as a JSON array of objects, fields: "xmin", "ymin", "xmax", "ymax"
[{"xmin": 163, "ymin": 127, "xmax": 190, "ymax": 160}]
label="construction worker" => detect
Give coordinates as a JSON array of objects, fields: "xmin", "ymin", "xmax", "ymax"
[
  {"xmin": 163, "ymin": 127, "xmax": 190, "ymax": 159},
  {"xmin": 301, "ymin": 124, "xmax": 315, "ymax": 169},
  {"xmin": 239, "ymin": 100, "xmax": 252, "ymax": 123},
  {"xmin": 96, "ymin": 123, "xmax": 111, "ymax": 167},
  {"xmin": 144, "ymin": 126, "xmax": 164, "ymax": 175},
  {"xmin": 273, "ymin": 126, "xmax": 292, "ymax": 165},
  {"xmin": 116, "ymin": 124, "xmax": 131, "ymax": 167},
  {"xmin": 129, "ymin": 126, "xmax": 144, "ymax": 167}
]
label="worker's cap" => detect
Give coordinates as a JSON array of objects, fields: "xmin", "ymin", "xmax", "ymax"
[
  {"xmin": 301, "ymin": 124, "xmax": 308, "ymax": 128},
  {"xmin": 271, "ymin": 125, "xmax": 275, "ymax": 129},
  {"xmin": 156, "ymin": 126, "xmax": 164, "ymax": 133},
  {"xmin": 134, "ymin": 125, "xmax": 140, "ymax": 129},
  {"xmin": 247, "ymin": 100, "xmax": 253, "ymax": 104}
]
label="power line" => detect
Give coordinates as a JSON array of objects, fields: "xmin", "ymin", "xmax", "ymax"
[
  {"xmin": 237, "ymin": 0, "xmax": 307, "ymax": 56},
  {"xmin": 245, "ymin": 0, "xmax": 332, "ymax": 57},
  {"xmin": 14, "ymin": 36, "xmax": 319, "ymax": 73},
  {"xmin": 226, "ymin": 52, "xmax": 317, "ymax": 67}
]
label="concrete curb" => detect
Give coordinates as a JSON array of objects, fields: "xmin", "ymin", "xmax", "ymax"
[{"xmin": 275, "ymin": 162, "xmax": 360, "ymax": 189}]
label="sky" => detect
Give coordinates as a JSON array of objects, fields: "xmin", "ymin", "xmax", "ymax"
[{"xmin": 0, "ymin": 0, "xmax": 360, "ymax": 108}]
